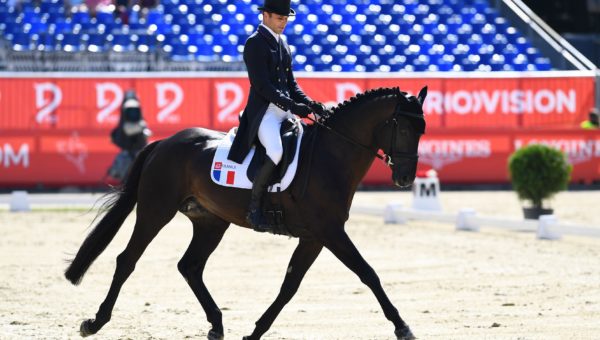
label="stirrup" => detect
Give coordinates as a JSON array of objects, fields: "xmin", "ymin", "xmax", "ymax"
[{"xmin": 246, "ymin": 209, "xmax": 272, "ymax": 232}]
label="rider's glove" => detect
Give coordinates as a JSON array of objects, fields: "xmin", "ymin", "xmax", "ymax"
[
  {"xmin": 290, "ymin": 102, "xmax": 312, "ymax": 118},
  {"xmin": 309, "ymin": 101, "xmax": 331, "ymax": 120}
]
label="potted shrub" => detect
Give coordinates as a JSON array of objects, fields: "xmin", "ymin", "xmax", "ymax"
[{"xmin": 508, "ymin": 144, "xmax": 572, "ymax": 219}]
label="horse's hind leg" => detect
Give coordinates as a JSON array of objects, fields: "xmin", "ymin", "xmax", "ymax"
[
  {"xmin": 243, "ymin": 238, "xmax": 323, "ymax": 340},
  {"xmin": 322, "ymin": 229, "xmax": 415, "ymax": 340},
  {"xmin": 177, "ymin": 216, "xmax": 229, "ymax": 340},
  {"xmin": 80, "ymin": 202, "xmax": 178, "ymax": 337}
]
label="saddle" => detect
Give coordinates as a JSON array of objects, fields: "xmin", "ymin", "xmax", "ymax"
[{"xmin": 247, "ymin": 118, "xmax": 300, "ymax": 184}]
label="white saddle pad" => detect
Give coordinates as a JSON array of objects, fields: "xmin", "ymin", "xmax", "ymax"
[{"xmin": 211, "ymin": 123, "xmax": 304, "ymax": 192}]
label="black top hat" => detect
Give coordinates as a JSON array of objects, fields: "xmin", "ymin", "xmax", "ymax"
[{"xmin": 258, "ymin": 0, "xmax": 296, "ymax": 16}]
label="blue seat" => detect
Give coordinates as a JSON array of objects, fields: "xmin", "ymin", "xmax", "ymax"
[
  {"xmin": 72, "ymin": 10, "xmax": 90, "ymax": 25},
  {"xmin": 413, "ymin": 54, "xmax": 430, "ymax": 71},
  {"xmin": 26, "ymin": 21, "xmax": 48, "ymax": 35},
  {"xmin": 86, "ymin": 32, "xmax": 107, "ymax": 52},
  {"xmin": 57, "ymin": 32, "xmax": 82, "ymax": 52},
  {"xmin": 40, "ymin": 0, "xmax": 64, "ymax": 14},
  {"xmin": 45, "ymin": 9, "xmax": 65, "ymax": 25},
  {"xmin": 534, "ymin": 57, "xmax": 552, "ymax": 71},
  {"xmin": 512, "ymin": 53, "xmax": 529, "ymax": 71},
  {"xmin": 514, "ymin": 37, "xmax": 531, "ymax": 52},
  {"xmin": 12, "ymin": 31, "xmax": 32, "ymax": 51},
  {"xmin": 504, "ymin": 26, "xmax": 519, "ymax": 43},
  {"xmin": 489, "ymin": 54, "xmax": 506, "ymax": 71},
  {"xmin": 171, "ymin": 42, "xmax": 194, "ymax": 61},
  {"xmin": 470, "ymin": 13, "xmax": 486, "ymax": 32},
  {"xmin": 109, "ymin": 33, "xmax": 132, "ymax": 52},
  {"xmin": 526, "ymin": 47, "xmax": 542, "ymax": 61},
  {"xmin": 491, "ymin": 33, "xmax": 508, "ymax": 51},
  {"xmin": 467, "ymin": 34, "xmax": 483, "ymax": 51},
  {"xmin": 147, "ymin": 10, "xmax": 164, "ymax": 25},
  {"xmin": 36, "ymin": 32, "xmax": 56, "ymax": 51},
  {"xmin": 477, "ymin": 44, "xmax": 495, "ymax": 64},
  {"xmin": 51, "ymin": 18, "xmax": 73, "ymax": 34},
  {"xmin": 21, "ymin": 8, "xmax": 41, "ymax": 24},
  {"xmin": 80, "ymin": 21, "xmax": 98, "ymax": 33},
  {"xmin": 195, "ymin": 43, "xmax": 215, "ymax": 62},
  {"xmin": 96, "ymin": 11, "xmax": 114, "ymax": 26},
  {"xmin": 446, "ymin": 15, "xmax": 462, "ymax": 33},
  {"xmin": 461, "ymin": 54, "xmax": 480, "ymax": 71},
  {"xmin": 493, "ymin": 17, "xmax": 509, "ymax": 33},
  {"xmin": 220, "ymin": 43, "xmax": 241, "ymax": 61},
  {"xmin": 502, "ymin": 44, "xmax": 519, "ymax": 62},
  {"xmin": 403, "ymin": 44, "xmax": 421, "ymax": 65},
  {"xmin": 437, "ymin": 5, "xmax": 454, "ymax": 22},
  {"xmin": 437, "ymin": 54, "xmax": 454, "ymax": 71},
  {"xmin": 459, "ymin": 7, "xmax": 476, "ymax": 24},
  {"xmin": 133, "ymin": 33, "xmax": 156, "ymax": 52},
  {"xmin": 474, "ymin": 0, "xmax": 489, "ymax": 13}
]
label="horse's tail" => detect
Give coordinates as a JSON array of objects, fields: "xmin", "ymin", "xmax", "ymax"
[{"xmin": 65, "ymin": 141, "xmax": 160, "ymax": 285}]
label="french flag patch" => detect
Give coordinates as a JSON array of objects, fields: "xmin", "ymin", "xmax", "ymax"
[
  {"xmin": 226, "ymin": 171, "xmax": 235, "ymax": 185},
  {"xmin": 213, "ymin": 162, "xmax": 236, "ymax": 185},
  {"xmin": 213, "ymin": 162, "xmax": 222, "ymax": 182}
]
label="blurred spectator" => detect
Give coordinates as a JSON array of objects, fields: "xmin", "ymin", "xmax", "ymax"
[
  {"xmin": 136, "ymin": 0, "xmax": 158, "ymax": 19},
  {"xmin": 86, "ymin": 0, "xmax": 112, "ymax": 17},
  {"xmin": 65, "ymin": 0, "xmax": 88, "ymax": 17},
  {"xmin": 107, "ymin": 90, "xmax": 152, "ymax": 181},
  {"xmin": 581, "ymin": 108, "xmax": 600, "ymax": 129},
  {"xmin": 114, "ymin": 0, "xmax": 132, "ymax": 24}
]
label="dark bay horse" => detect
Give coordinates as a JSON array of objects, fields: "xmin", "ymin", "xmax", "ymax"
[{"xmin": 65, "ymin": 86, "xmax": 428, "ymax": 340}]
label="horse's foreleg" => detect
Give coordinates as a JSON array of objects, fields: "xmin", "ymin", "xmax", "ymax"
[
  {"xmin": 243, "ymin": 238, "xmax": 323, "ymax": 340},
  {"xmin": 178, "ymin": 217, "xmax": 229, "ymax": 340},
  {"xmin": 322, "ymin": 230, "xmax": 415, "ymax": 340}
]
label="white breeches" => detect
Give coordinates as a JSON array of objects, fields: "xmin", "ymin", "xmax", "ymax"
[{"xmin": 258, "ymin": 103, "xmax": 294, "ymax": 165}]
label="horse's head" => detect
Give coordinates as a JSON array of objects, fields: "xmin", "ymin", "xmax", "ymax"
[{"xmin": 376, "ymin": 87, "xmax": 427, "ymax": 188}]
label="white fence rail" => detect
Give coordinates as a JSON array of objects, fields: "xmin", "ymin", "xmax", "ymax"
[{"xmin": 351, "ymin": 203, "xmax": 600, "ymax": 240}]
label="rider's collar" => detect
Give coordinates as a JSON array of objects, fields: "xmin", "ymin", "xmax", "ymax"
[{"xmin": 260, "ymin": 23, "xmax": 280, "ymax": 42}]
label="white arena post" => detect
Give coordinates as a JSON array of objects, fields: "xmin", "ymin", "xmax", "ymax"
[
  {"xmin": 455, "ymin": 208, "xmax": 479, "ymax": 232},
  {"xmin": 411, "ymin": 170, "xmax": 442, "ymax": 211},
  {"xmin": 9, "ymin": 190, "xmax": 31, "ymax": 212},
  {"xmin": 384, "ymin": 202, "xmax": 406, "ymax": 224},
  {"xmin": 537, "ymin": 214, "xmax": 562, "ymax": 240}
]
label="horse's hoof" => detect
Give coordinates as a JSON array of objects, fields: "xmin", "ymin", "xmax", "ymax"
[
  {"xmin": 79, "ymin": 319, "xmax": 95, "ymax": 337},
  {"xmin": 207, "ymin": 329, "xmax": 224, "ymax": 340},
  {"xmin": 395, "ymin": 326, "xmax": 416, "ymax": 340}
]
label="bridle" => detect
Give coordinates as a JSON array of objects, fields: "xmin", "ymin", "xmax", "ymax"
[{"xmin": 308, "ymin": 96, "xmax": 424, "ymax": 168}]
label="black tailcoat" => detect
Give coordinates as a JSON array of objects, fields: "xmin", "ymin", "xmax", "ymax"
[{"xmin": 227, "ymin": 24, "xmax": 311, "ymax": 163}]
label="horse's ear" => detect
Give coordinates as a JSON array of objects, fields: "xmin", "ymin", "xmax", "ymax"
[{"xmin": 417, "ymin": 86, "xmax": 428, "ymax": 104}]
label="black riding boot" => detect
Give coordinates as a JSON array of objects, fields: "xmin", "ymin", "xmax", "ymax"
[{"xmin": 246, "ymin": 158, "xmax": 276, "ymax": 232}]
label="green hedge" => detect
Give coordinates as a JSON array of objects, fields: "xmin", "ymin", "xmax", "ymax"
[{"xmin": 508, "ymin": 144, "xmax": 572, "ymax": 208}]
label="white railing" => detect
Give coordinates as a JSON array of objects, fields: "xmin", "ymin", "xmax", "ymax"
[{"xmin": 351, "ymin": 203, "xmax": 600, "ymax": 240}]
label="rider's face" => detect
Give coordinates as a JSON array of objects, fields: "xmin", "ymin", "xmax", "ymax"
[{"xmin": 263, "ymin": 12, "xmax": 289, "ymax": 35}]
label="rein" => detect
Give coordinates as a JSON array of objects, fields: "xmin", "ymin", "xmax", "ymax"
[{"xmin": 306, "ymin": 99, "xmax": 423, "ymax": 167}]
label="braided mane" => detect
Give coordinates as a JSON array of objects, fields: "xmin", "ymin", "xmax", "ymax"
[{"xmin": 330, "ymin": 87, "xmax": 405, "ymax": 116}]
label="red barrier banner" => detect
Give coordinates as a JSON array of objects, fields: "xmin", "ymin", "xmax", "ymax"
[
  {"xmin": 0, "ymin": 74, "xmax": 597, "ymax": 187},
  {"xmin": 2, "ymin": 131, "xmax": 599, "ymax": 187},
  {"xmin": 211, "ymin": 78, "xmax": 251, "ymax": 131},
  {"xmin": 0, "ymin": 75, "xmax": 594, "ymax": 133},
  {"xmin": 416, "ymin": 134, "xmax": 513, "ymax": 183},
  {"xmin": 414, "ymin": 131, "xmax": 600, "ymax": 184}
]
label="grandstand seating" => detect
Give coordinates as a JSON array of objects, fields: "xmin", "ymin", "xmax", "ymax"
[{"xmin": 0, "ymin": 0, "xmax": 554, "ymax": 72}]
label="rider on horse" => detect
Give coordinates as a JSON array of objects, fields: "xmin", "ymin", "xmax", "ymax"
[{"xmin": 228, "ymin": 0, "xmax": 328, "ymax": 233}]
